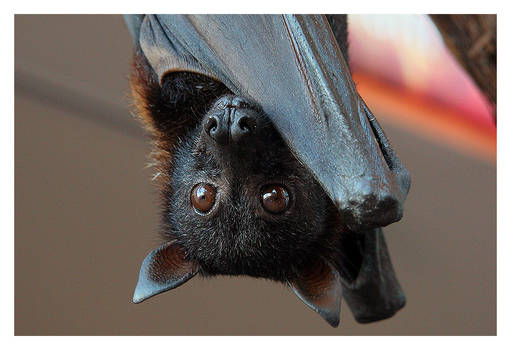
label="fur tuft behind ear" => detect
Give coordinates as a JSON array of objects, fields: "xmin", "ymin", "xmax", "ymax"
[{"xmin": 129, "ymin": 51, "xmax": 164, "ymax": 138}]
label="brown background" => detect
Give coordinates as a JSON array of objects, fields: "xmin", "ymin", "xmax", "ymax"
[{"xmin": 14, "ymin": 15, "xmax": 496, "ymax": 335}]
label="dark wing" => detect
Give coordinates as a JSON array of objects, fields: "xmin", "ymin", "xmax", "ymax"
[{"xmin": 125, "ymin": 14, "xmax": 410, "ymax": 230}]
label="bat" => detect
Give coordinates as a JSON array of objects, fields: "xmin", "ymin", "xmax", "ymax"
[{"xmin": 125, "ymin": 14, "xmax": 411, "ymax": 327}]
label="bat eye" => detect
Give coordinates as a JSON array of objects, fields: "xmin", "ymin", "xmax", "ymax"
[
  {"xmin": 191, "ymin": 183, "xmax": 216, "ymax": 213},
  {"xmin": 261, "ymin": 185, "xmax": 290, "ymax": 214}
]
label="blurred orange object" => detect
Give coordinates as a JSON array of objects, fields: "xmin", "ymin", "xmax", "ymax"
[{"xmin": 348, "ymin": 15, "xmax": 495, "ymax": 161}]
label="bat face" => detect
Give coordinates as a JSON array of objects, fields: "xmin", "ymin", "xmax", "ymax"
[{"xmin": 167, "ymin": 94, "xmax": 331, "ymax": 281}]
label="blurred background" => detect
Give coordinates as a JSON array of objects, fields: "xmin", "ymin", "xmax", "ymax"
[{"xmin": 15, "ymin": 15, "xmax": 496, "ymax": 335}]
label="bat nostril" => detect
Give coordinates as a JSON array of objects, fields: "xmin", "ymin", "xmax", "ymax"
[
  {"xmin": 205, "ymin": 115, "xmax": 219, "ymax": 136},
  {"xmin": 204, "ymin": 114, "xmax": 229, "ymax": 145},
  {"xmin": 238, "ymin": 115, "xmax": 256, "ymax": 132},
  {"xmin": 231, "ymin": 114, "xmax": 257, "ymax": 142}
]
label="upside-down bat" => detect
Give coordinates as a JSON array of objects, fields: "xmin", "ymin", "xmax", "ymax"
[{"xmin": 125, "ymin": 14, "xmax": 411, "ymax": 327}]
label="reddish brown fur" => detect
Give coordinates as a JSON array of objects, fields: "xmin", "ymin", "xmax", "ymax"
[
  {"xmin": 129, "ymin": 53, "xmax": 173, "ymax": 192},
  {"xmin": 129, "ymin": 52, "xmax": 230, "ymax": 194}
]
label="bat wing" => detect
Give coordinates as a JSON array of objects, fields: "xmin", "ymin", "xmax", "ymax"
[
  {"xmin": 125, "ymin": 14, "xmax": 410, "ymax": 230},
  {"xmin": 340, "ymin": 228, "xmax": 406, "ymax": 323}
]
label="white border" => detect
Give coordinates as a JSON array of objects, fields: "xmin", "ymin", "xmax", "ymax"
[{"xmin": 5, "ymin": 0, "xmax": 507, "ymax": 348}]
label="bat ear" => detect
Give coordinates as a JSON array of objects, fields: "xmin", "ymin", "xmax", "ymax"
[
  {"xmin": 133, "ymin": 241, "xmax": 198, "ymax": 304},
  {"xmin": 288, "ymin": 259, "xmax": 343, "ymax": 327}
]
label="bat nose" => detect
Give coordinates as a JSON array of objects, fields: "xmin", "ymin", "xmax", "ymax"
[{"xmin": 204, "ymin": 95, "xmax": 259, "ymax": 145}]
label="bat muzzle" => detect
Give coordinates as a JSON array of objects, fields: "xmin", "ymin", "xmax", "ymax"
[{"xmin": 203, "ymin": 95, "xmax": 260, "ymax": 146}]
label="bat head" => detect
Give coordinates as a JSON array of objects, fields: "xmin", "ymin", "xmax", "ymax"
[
  {"xmin": 129, "ymin": 55, "xmax": 366, "ymax": 326},
  {"xmin": 167, "ymin": 94, "xmax": 330, "ymax": 281}
]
